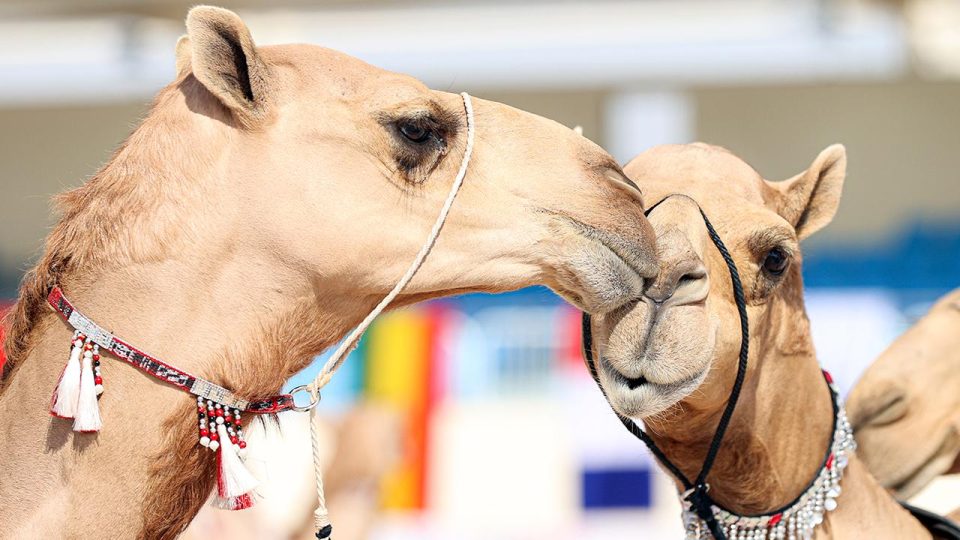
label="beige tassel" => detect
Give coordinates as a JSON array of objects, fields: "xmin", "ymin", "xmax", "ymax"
[
  {"xmin": 50, "ymin": 333, "xmax": 84, "ymax": 419},
  {"xmin": 72, "ymin": 345, "xmax": 102, "ymax": 432}
]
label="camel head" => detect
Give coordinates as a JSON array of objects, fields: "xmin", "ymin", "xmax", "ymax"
[
  {"xmin": 588, "ymin": 143, "xmax": 846, "ymax": 420},
  {"xmin": 847, "ymin": 289, "xmax": 960, "ymax": 498},
  {"xmin": 168, "ymin": 6, "xmax": 656, "ymax": 315}
]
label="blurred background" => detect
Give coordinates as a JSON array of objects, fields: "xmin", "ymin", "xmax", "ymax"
[{"xmin": 1, "ymin": 0, "xmax": 958, "ymax": 538}]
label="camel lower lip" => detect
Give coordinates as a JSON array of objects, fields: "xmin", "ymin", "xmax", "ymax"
[
  {"xmin": 601, "ymin": 356, "xmax": 704, "ymax": 393},
  {"xmin": 887, "ymin": 436, "xmax": 960, "ymax": 498}
]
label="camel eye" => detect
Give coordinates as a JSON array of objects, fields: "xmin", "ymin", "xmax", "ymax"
[
  {"xmin": 762, "ymin": 247, "xmax": 789, "ymax": 276},
  {"xmin": 397, "ymin": 121, "xmax": 432, "ymax": 143}
]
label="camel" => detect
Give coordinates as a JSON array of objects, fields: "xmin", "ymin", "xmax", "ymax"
[
  {"xmin": 0, "ymin": 6, "xmax": 658, "ymax": 539},
  {"xmin": 585, "ymin": 143, "xmax": 936, "ymax": 538},
  {"xmin": 847, "ymin": 288, "xmax": 960, "ymax": 499}
]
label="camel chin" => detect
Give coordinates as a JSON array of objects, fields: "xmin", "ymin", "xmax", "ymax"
[
  {"xmin": 858, "ymin": 420, "xmax": 960, "ymax": 499},
  {"xmin": 592, "ymin": 299, "xmax": 716, "ymax": 418}
]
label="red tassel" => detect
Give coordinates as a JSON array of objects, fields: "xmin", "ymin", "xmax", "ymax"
[{"xmin": 212, "ymin": 420, "xmax": 257, "ymax": 510}]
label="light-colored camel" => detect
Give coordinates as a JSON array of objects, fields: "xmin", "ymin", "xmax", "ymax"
[
  {"xmin": 847, "ymin": 288, "xmax": 960, "ymax": 499},
  {"xmin": 0, "ymin": 6, "xmax": 657, "ymax": 539},
  {"xmin": 587, "ymin": 143, "xmax": 933, "ymax": 538}
]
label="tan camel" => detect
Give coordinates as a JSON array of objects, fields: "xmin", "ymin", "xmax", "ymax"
[
  {"xmin": 587, "ymin": 143, "xmax": 933, "ymax": 538},
  {"xmin": 0, "ymin": 6, "xmax": 658, "ymax": 539},
  {"xmin": 847, "ymin": 288, "xmax": 960, "ymax": 499}
]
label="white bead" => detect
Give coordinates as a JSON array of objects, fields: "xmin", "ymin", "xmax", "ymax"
[
  {"xmin": 208, "ymin": 440, "xmax": 220, "ymax": 452},
  {"xmin": 94, "ymin": 384, "xmax": 104, "ymax": 395},
  {"xmin": 216, "ymin": 417, "xmax": 224, "ymax": 425},
  {"xmin": 199, "ymin": 436, "xmax": 210, "ymax": 447},
  {"xmin": 824, "ymin": 498, "xmax": 837, "ymax": 511}
]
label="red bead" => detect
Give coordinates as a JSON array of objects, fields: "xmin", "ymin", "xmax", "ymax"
[
  {"xmin": 234, "ymin": 418, "xmax": 242, "ymax": 427},
  {"xmin": 93, "ymin": 354, "xmax": 100, "ymax": 360},
  {"xmin": 84, "ymin": 343, "xmax": 93, "ymax": 350},
  {"xmin": 94, "ymin": 376, "xmax": 103, "ymax": 385},
  {"xmin": 78, "ymin": 334, "xmax": 86, "ymax": 341},
  {"xmin": 823, "ymin": 370, "xmax": 834, "ymax": 384},
  {"xmin": 200, "ymin": 428, "xmax": 209, "ymax": 436},
  {"xmin": 215, "ymin": 409, "xmax": 223, "ymax": 417},
  {"xmin": 198, "ymin": 406, "xmax": 205, "ymax": 413},
  {"xmin": 230, "ymin": 436, "xmax": 239, "ymax": 444},
  {"xmin": 210, "ymin": 432, "xmax": 219, "ymax": 441},
  {"xmin": 826, "ymin": 453, "xmax": 834, "ymax": 470},
  {"xmin": 769, "ymin": 513, "xmax": 782, "ymax": 527},
  {"xmin": 238, "ymin": 440, "xmax": 247, "ymax": 449}
]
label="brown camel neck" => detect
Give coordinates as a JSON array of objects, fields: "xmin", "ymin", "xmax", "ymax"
[
  {"xmin": 0, "ymin": 243, "xmax": 375, "ymax": 538},
  {"xmin": 644, "ymin": 315, "xmax": 931, "ymax": 537},
  {"xmin": 647, "ymin": 340, "xmax": 833, "ymax": 515}
]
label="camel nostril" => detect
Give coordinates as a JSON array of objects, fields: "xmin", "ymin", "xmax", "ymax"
[
  {"xmin": 678, "ymin": 269, "xmax": 706, "ymax": 287},
  {"xmin": 645, "ymin": 262, "xmax": 708, "ymax": 305},
  {"xmin": 604, "ymin": 168, "xmax": 644, "ymax": 198}
]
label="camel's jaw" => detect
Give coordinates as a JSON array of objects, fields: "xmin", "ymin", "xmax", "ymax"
[
  {"xmin": 546, "ymin": 217, "xmax": 658, "ymax": 315},
  {"xmin": 859, "ymin": 418, "xmax": 960, "ymax": 499}
]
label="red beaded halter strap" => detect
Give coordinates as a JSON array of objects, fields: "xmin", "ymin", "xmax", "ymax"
[{"xmin": 46, "ymin": 285, "xmax": 295, "ymax": 509}]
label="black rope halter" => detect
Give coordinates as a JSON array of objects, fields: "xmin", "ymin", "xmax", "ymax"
[
  {"xmin": 581, "ymin": 195, "xmax": 749, "ymax": 540},
  {"xmin": 582, "ymin": 195, "xmax": 960, "ymax": 540}
]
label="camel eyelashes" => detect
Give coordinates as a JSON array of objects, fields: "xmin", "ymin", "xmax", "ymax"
[
  {"xmin": 381, "ymin": 112, "xmax": 457, "ymax": 182},
  {"xmin": 762, "ymin": 247, "xmax": 790, "ymax": 276},
  {"xmin": 397, "ymin": 121, "xmax": 433, "ymax": 144}
]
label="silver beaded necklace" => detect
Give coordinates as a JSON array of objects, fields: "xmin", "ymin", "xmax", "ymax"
[{"xmin": 681, "ymin": 372, "xmax": 856, "ymax": 540}]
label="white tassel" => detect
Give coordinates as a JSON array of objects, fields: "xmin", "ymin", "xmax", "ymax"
[
  {"xmin": 213, "ymin": 423, "xmax": 257, "ymax": 510},
  {"xmin": 72, "ymin": 350, "xmax": 102, "ymax": 432},
  {"xmin": 51, "ymin": 336, "xmax": 83, "ymax": 419}
]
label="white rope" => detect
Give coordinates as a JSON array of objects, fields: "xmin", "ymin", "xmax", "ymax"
[{"xmin": 308, "ymin": 92, "xmax": 476, "ymax": 537}]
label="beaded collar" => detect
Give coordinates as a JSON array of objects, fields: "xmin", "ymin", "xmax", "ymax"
[
  {"xmin": 47, "ymin": 285, "xmax": 295, "ymax": 509},
  {"xmin": 681, "ymin": 371, "xmax": 857, "ymax": 540}
]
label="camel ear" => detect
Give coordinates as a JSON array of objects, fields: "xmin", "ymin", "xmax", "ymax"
[
  {"xmin": 174, "ymin": 35, "xmax": 191, "ymax": 77},
  {"xmin": 774, "ymin": 144, "xmax": 846, "ymax": 241},
  {"xmin": 185, "ymin": 6, "xmax": 270, "ymax": 120}
]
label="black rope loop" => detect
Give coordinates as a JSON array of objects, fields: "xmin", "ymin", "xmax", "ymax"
[
  {"xmin": 685, "ymin": 483, "xmax": 724, "ymax": 539},
  {"xmin": 581, "ymin": 194, "xmax": 751, "ymax": 540}
]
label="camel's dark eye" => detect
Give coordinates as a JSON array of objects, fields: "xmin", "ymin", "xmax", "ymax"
[
  {"xmin": 398, "ymin": 121, "xmax": 431, "ymax": 143},
  {"xmin": 762, "ymin": 247, "xmax": 789, "ymax": 276}
]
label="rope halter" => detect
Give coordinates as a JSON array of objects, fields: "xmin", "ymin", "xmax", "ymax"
[{"xmin": 304, "ymin": 91, "xmax": 476, "ymax": 538}]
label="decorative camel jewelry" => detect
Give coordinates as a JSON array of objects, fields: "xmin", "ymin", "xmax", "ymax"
[
  {"xmin": 0, "ymin": 6, "xmax": 659, "ymax": 538},
  {"xmin": 584, "ymin": 143, "xmax": 941, "ymax": 539}
]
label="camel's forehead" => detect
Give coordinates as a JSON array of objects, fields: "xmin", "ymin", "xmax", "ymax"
[
  {"xmin": 260, "ymin": 43, "xmax": 429, "ymax": 100},
  {"xmin": 626, "ymin": 144, "xmax": 773, "ymax": 208}
]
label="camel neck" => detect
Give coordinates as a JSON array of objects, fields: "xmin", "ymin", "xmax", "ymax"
[
  {"xmin": 647, "ymin": 332, "xmax": 931, "ymax": 538},
  {"xmin": 648, "ymin": 344, "xmax": 834, "ymax": 515},
  {"xmin": 0, "ymin": 250, "xmax": 373, "ymax": 538}
]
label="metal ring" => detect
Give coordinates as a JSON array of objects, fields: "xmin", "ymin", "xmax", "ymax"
[{"xmin": 289, "ymin": 384, "xmax": 321, "ymax": 412}]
